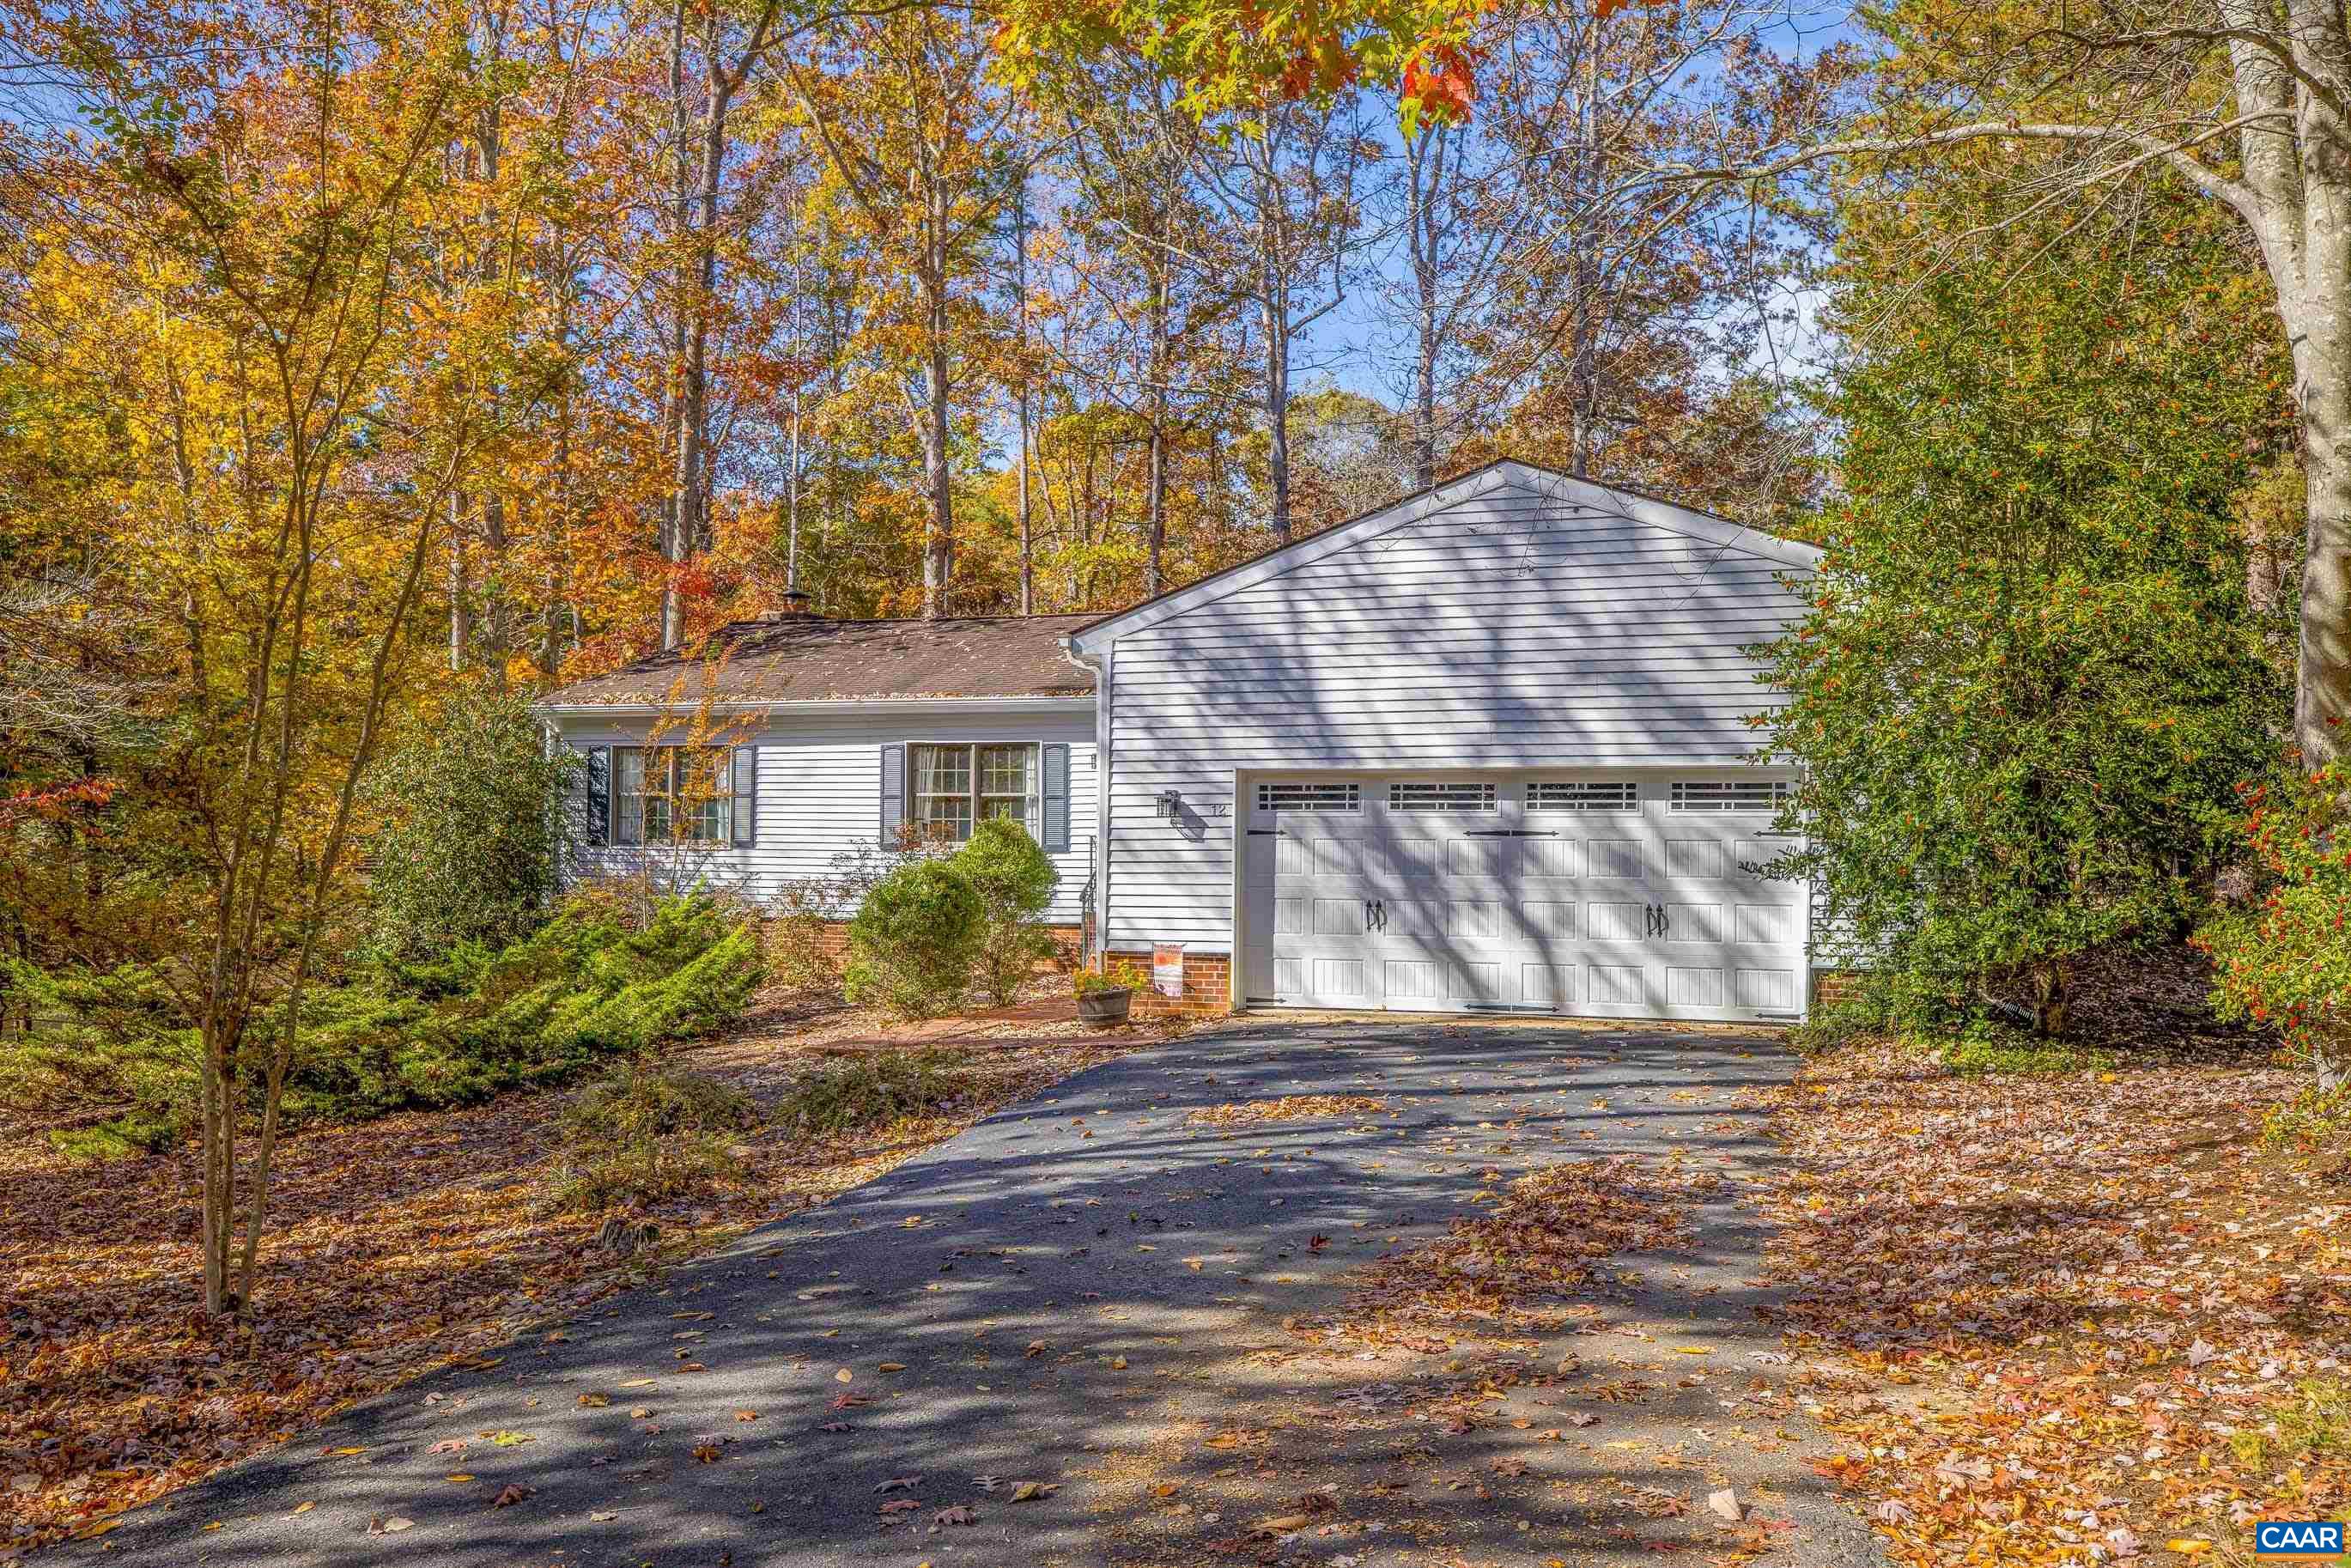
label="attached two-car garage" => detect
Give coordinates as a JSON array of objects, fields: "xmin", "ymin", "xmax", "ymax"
[
  {"xmin": 1060, "ymin": 460, "xmax": 1826, "ymax": 1023},
  {"xmin": 1238, "ymin": 769, "xmax": 1808, "ymax": 1021}
]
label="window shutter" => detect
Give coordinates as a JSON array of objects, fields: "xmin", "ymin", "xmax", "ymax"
[
  {"xmin": 585, "ymin": 746, "xmax": 611, "ymax": 847},
  {"xmin": 731, "ymin": 745, "xmax": 756, "ymax": 848},
  {"xmin": 1040, "ymin": 742, "xmax": 1071, "ymax": 853},
  {"xmin": 878, "ymin": 743, "xmax": 906, "ymax": 845}
]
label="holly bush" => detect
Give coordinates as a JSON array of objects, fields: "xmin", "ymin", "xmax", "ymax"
[
  {"xmin": 2198, "ymin": 766, "xmax": 2351, "ymax": 1094},
  {"xmin": 1762, "ymin": 170, "xmax": 2288, "ymax": 1034}
]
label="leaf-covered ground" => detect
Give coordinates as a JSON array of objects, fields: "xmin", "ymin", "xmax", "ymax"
[
  {"xmin": 0, "ymin": 994, "xmax": 1148, "ymax": 1558},
  {"xmin": 1765, "ymin": 1041, "xmax": 2350, "ymax": 1566}
]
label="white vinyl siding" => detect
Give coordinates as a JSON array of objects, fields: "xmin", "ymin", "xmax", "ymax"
[
  {"xmin": 1095, "ymin": 473, "xmax": 1814, "ymax": 954},
  {"xmin": 561, "ymin": 708, "xmax": 1095, "ymax": 923}
]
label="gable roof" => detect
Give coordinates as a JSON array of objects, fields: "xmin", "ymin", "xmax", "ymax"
[
  {"xmin": 539, "ymin": 612, "xmax": 1099, "ymax": 710},
  {"xmin": 1065, "ymin": 459, "xmax": 1823, "ymax": 653}
]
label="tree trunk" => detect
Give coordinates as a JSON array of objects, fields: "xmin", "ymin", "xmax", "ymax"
[
  {"xmin": 1013, "ymin": 167, "xmax": 1033, "ymax": 616},
  {"xmin": 1258, "ymin": 155, "xmax": 1292, "ymax": 545},
  {"xmin": 2031, "ymin": 958, "xmax": 2070, "ymax": 1038},
  {"xmin": 666, "ymin": 21, "xmax": 728, "ymax": 649},
  {"xmin": 1146, "ymin": 264, "xmax": 1170, "ymax": 597},
  {"xmin": 786, "ymin": 386, "xmax": 801, "ymax": 593},
  {"xmin": 658, "ymin": 0, "xmax": 691, "ymax": 650},
  {"xmin": 447, "ymin": 495, "xmax": 469, "ymax": 671},
  {"xmin": 1406, "ymin": 125, "xmax": 1443, "ymax": 490},
  {"xmin": 920, "ymin": 251, "xmax": 954, "ymax": 617}
]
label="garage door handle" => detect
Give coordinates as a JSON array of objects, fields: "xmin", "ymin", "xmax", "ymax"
[{"xmin": 1364, "ymin": 898, "xmax": 1386, "ymax": 932}]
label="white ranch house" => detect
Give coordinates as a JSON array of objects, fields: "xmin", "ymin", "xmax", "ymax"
[{"xmin": 539, "ymin": 460, "xmax": 1822, "ymax": 1021}]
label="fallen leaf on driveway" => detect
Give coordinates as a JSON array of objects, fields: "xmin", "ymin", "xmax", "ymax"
[
  {"xmin": 691, "ymin": 1444, "xmax": 721, "ymax": 1463},
  {"xmin": 444, "ymin": 1472, "xmax": 475, "ymax": 1483},
  {"xmin": 878, "ymin": 1498, "xmax": 920, "ymax": 1515},
  {"xmin": 577, "ymin": 1393, "xmax": 610, "ymax": 1407},
  {"xmin": 1009, "ymin": 1480, "xmax": 1058, "ymax": 1502},
  {"xmin": 1248, "ymin": 1513, "xmax": 1315, "ymax": 1537},
  {"xmin": 876, "ymin": 1476, "xmax": 920, "ymax": 1493},
  {"xmin": 933, "ymin": 1504, "xmax": 975, "ymax": 1526},
  {"xmin": 290, "ymin": 1501, "xmax": 316, "ymax": 1515},
  {"xmin": 367, "ymin": 1516, "xmax": 415, "ymax": 1535},
  {"xmin": 490, "ymin": 1483, "xmax": 532, "ymax": 1509}
]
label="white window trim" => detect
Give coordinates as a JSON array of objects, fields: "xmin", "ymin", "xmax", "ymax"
[
  {"xmin": 907, "ymin": 740, "xmax": 1042, "ymax": 842},
  {"xmin": 614, "ymin": 744, "xmax": 734, "ymax": 846}
]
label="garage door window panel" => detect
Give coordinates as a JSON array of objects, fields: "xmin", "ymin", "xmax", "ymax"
[
  {"xmin": 1388, "ymin": 781, "xmax": 1497, "ymax": 811},
  {"xmin": 1671, "ymin": 780, "xmax": 1792, "ymax": 813},
  {"xmin": 1528, "ymin": 780, "xmax": 1637, "ymax": 813}
]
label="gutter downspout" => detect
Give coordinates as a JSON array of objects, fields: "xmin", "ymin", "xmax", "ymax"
[{"xmin": 1060, "ymin": 635, "xmax": 1112, "ymax": 968}]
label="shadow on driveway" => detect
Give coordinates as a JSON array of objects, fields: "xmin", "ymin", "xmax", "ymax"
[{"xmin": 63, "ymin": 1020, "xmax": 1886, "ymax": 1567}]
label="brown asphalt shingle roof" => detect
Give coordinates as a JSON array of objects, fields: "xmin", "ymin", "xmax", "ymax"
[{"xmin": 540, "ymin": 613, "xmax": 1100, "ymax": 708}]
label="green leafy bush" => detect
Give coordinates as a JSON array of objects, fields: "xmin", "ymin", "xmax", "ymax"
[
  {"xmin": 553, "ymin": 1060, "xmax": 756, "ymax": 1212},
  {"xmin": 951, "ymin": 818, "xmax": 1060, "ymax": 1005},
  {"xmin": 2263, "ymin": 1083, "xmax": 2351, "ymax": 1151},
  {"xmin": 364, "ymin": 690, "xmax": 580, "ymax": 962},
  {"xmin": 1762, "ymin": 170, "xmax": 2286, "ymax": 1037},
  {"xmin": 844, "ymin": 859, "xmax": 985, "ymax": 1018},
  {"xmin": 774, "ymin": 1048, "xmax": 970, "ymax": 1137},
  {"xmin": 768, "ymin": 837, "xmax": 945, "ymax": 993},
  {"xmin": 2199, "ymin": 764, "xmax": 2351, "ymax": 1094}
]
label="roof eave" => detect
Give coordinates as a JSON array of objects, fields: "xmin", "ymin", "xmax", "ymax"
[{"xmin": 536, "ymin": 694, "xmax": 1097, "ymax": 719}]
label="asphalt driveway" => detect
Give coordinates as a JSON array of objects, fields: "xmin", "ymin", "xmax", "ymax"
[{"xmin": 64, "ymin": 1019, "xmax": 1886, "ymax": 1568}]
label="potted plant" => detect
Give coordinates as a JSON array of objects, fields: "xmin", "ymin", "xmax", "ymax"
[{"xmin": 1074, "ymin": 960, "xmax": 1150, "ymax": 1024}]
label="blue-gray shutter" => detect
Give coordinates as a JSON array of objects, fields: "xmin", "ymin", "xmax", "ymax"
[
  {"xmin": 584, "ymin": 746, "xmax": 610, "ymax": 847},
  {"xmin": 730, "ymin": 745, "xmax": 756, "ymax": 847},
  {"xmin": 878, "ymin": 743, "xmax": 907, "ymax": 845},
  {"xmin": 1040, "ymin": 742, "xmax": 1071, "ymax": 853}
]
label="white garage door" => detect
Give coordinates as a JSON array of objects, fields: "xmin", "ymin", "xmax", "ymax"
[{"xmin": 1241, "ymin": 772, "xmax": 1807, "ymax": 1022}]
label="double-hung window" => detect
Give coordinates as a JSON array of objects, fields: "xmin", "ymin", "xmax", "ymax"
[
  {"xmin": 909, "ymin": 743, "xmax": 1036, "ymax": 842},
  {"xmin": 604, "ymin": 745, "xmax": 754, "ymax": 847}
]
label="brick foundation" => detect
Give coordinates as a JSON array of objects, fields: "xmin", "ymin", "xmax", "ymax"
[
  {"xmin": 1811, "ymin": 969, "xmax": 1863, "ymax": 1010},
  {"xmin": 1106, "ymin": 950, "xmax": 1233, "ymax": 1017}
]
